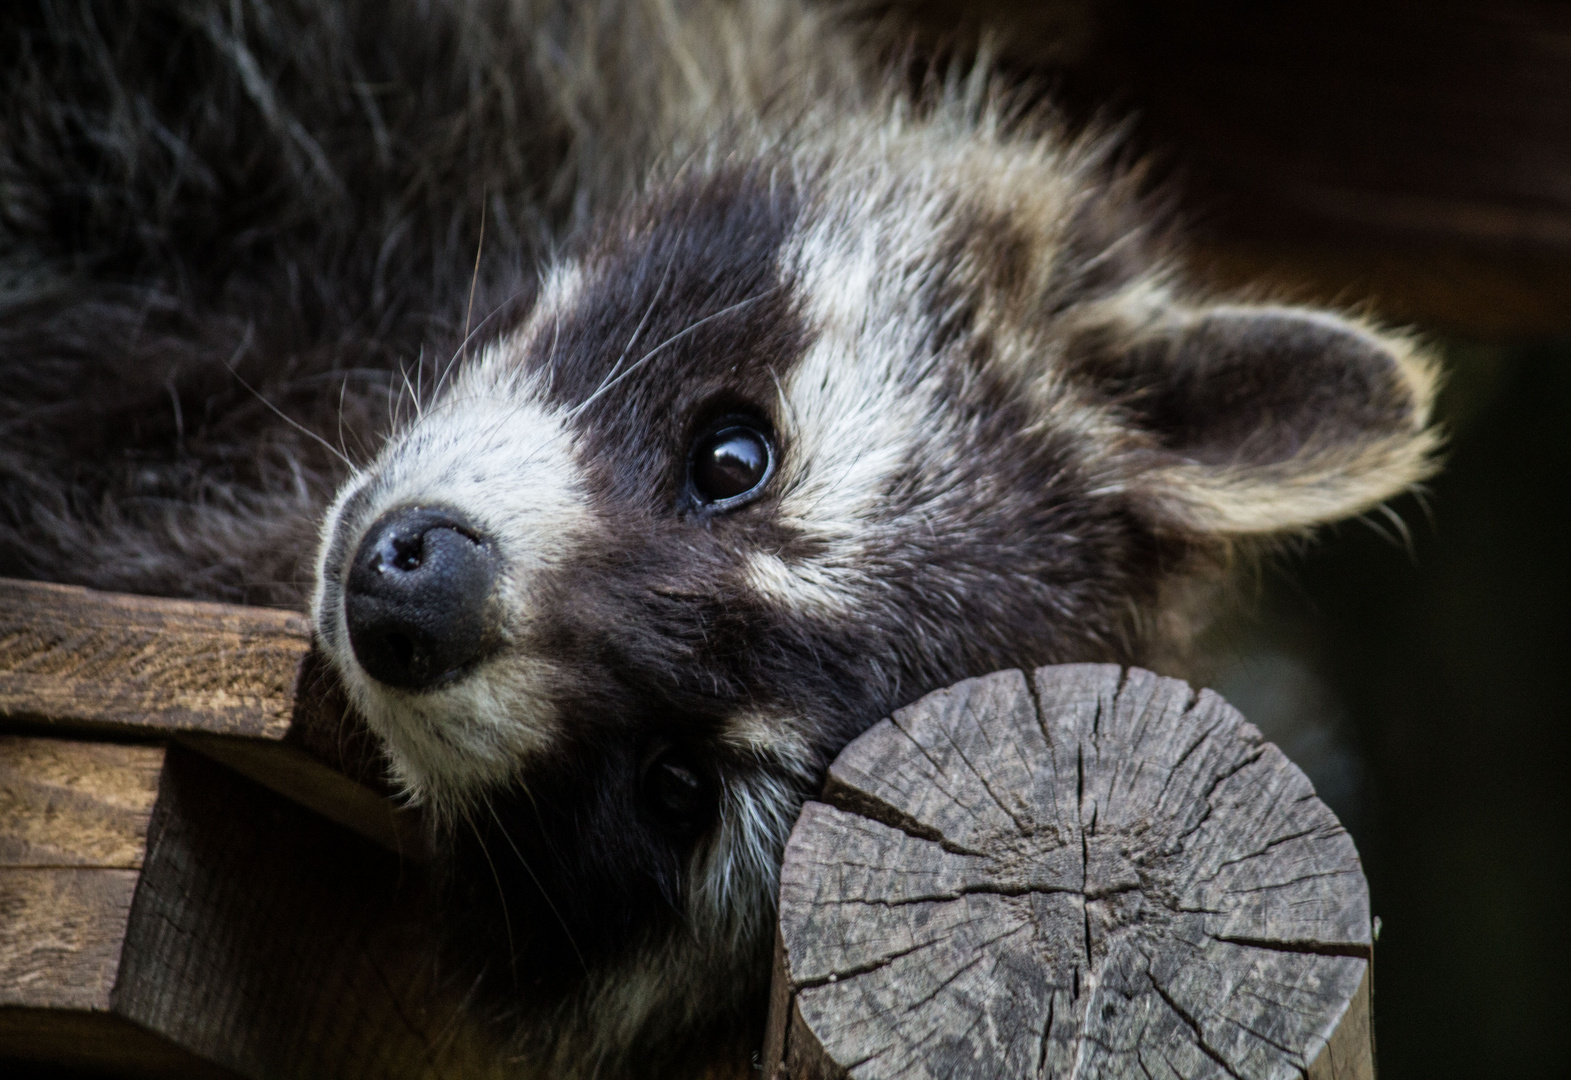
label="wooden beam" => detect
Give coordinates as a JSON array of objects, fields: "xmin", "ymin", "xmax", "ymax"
[
  {"xmin": 0, "ymin": 737, "xmax": 499, "ymax": 1078},
  {"xmin": 0, "ymin": 735, "xmax": 240, "ymax": 1078},
  {"xmin": 764, "ymin": 665, "xmax": 1374, "ymax": 1078},
  {"xmin": 0, "ymin": 579, "xmax": 422, "ymax": 856},
  {"xmin": 1, "ymin": 581, "xmax": 1377, "ymax": 1076},
  {"xmin": 0, "ymin": 737, "xmax": 159, "ymax": 1014},
  {"xmin": 113, "ymin": 746, "xmax": 502, "ymax": 1080},
  {"xmin": 0, "ymin": 579, "xmax": 307, "ymax": 739}
]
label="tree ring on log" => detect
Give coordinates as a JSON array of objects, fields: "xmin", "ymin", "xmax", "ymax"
[{"xmin": 770, "ymin": 664, "xmax": 1374, "ymax": 1079}]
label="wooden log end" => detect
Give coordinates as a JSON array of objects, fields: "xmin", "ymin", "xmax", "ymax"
[{"xmin": 767, "ymin": 664, "xmax": 1374, "ymax": 1079}]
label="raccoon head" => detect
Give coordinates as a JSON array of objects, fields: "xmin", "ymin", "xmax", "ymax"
[{"xmin": 310, "ymin": 135, "xmax": 1436, "ymax": 1067}]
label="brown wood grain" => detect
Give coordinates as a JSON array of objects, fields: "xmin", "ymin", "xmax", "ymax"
[
  {"xmin": 0, "ymin": 578, "xmax": 422, "ymax": 856},
  {"xmin": 0, "ymin": 867, "xmax": 139, "ymax": 1012},
  {"xmin": 767, "ymin": 665, "xmax": 1374, "ymax": 1079},
  {"xmin": 111, "ymin": 746, "xmax": 502, "ymax": 1080},
  {"xmin": 0, "ymin": 737, "xmax": 165, "ymax": 1017},
  {"xmin": 0, "ymin": 737, "xmax": 165, "ymax": 869},
  {"xmin": 0, "ymin": 736, "xmax": 160, "ymax": 1064},
  {"xmin": 0, "ymin": 735, "xmax": 493, "ymax": 1078},
  {"xmin": 0, "ymin": 579, "xmax": 308, "ymax": 739}
]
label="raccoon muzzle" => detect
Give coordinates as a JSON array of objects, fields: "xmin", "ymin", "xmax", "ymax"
[{"xmin": 343, "ymin": 506, "xmax": 500, "ymax": 690}]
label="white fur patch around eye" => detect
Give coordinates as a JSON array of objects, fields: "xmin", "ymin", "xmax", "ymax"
[
  {"xmin": 741, "ymin": 549, "xmax": 854, "ymax": 614},
  {"xmin": 311, "ymin": 332, "xmax": 591, "ymax": 813},
  {"xmin": 756, "ymin": 181, "xmax": 952, "ymax": 611}
]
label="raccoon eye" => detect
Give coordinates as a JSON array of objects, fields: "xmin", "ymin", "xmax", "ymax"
[
  {"xmin": 689, "ymin": 423, "xmax": 773, "ymax": 506},
  {"xmin": 643, "ymin": 749, "xmax": 709, "ymax": 826}
]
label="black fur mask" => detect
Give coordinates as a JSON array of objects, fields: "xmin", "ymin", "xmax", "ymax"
[{"xmin": 0, "ymin": 2, "xmax": 1436, "ymax": 1074}]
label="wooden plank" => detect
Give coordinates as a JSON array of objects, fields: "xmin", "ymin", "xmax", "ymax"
[
  {"xmin": 0, "ymin": 579, "xmax": 308, "ymax": 738},
  {"xmin": 0, "ymin": 867, "xmax": 139, "ymax": 1012},
  {"xmin": 0, "ymin": 736, "xmax": 164, "ymax": 1017},
  {"xmin": 0, "ymin": 735, "xmax": 497, "ymax": 1078},
  {"xmin": 0, "ymin": 736, "xmax": 164, "ymax": 868},
  {"xmin": 110, "ymin": 746, "xmax": 503, "ymax": 1080},
  {"xmin": 0, "ymin": 578, "xmax": 422, "ymax": 856},
  {"xmin": 767, "ymin": 665, "xmax": 1374, "ymax": 1078},
  {"xmin": 0, "ymin": 736, "xmax": 208, "ymax": 1075}
]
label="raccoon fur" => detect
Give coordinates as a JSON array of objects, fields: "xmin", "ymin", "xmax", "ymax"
[{"xmin": 0, "ymin": 0, "xmax": 1438, "ymax": 1075}]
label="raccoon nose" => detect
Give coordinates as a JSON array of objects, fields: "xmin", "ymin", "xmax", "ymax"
[{"xmin": 343, "ymin": 507, "xmax": 499, "ymax": 690}]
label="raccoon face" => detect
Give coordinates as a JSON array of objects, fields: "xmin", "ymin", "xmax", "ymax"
[{"xmin": 311, "ymin": 146, "xmax": 1435, "ymax": 1053}]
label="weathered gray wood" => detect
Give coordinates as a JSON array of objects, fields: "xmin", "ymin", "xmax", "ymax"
[
  {"xmin": 0, "ymin": 578, "xmax": 421, "ymax": 856},
  {"xmin": 767, "ymin": 664, "xmax": 1373, "ymax": 1079}
]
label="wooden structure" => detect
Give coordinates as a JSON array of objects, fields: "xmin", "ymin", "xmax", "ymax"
[
  {"xmin": 762, "ymin": 666, "xmax": 1372, "ymax": 1079},
  {"xmin": 1, "ymin": 579, "xmax": 1374, "ymax": 1078},
  {"xmin": 12, "ymin": 2, "xmax": 1571, "ymax": 1075},
  {"xmin": 0, "ymin": 579, "xmax": 504, "ymax": 1079}
]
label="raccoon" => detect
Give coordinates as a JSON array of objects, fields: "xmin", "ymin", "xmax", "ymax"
[{"xmin": 0, "ymin": 0, "xmax": 1437, "ymax": 1074}]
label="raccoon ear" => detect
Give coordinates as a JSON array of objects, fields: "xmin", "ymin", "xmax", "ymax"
[{"xmin": 1065, "ymin": 304, "xmax": 1440, "ymax": 536}]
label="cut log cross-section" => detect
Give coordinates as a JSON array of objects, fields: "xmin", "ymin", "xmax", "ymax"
[{"xmin": 766, "ymin": 664, "xmax": 1374, "ymax": 1079}]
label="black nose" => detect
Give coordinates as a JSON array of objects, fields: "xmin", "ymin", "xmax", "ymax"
[{"xmin": 343, "ymin": 507, "xmax": 499, "ymax": 690}]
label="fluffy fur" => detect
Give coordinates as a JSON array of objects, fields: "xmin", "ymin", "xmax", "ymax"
[{"xmin": 0, "ymin": 2, "xmax": 1438, "ymax": 1075}]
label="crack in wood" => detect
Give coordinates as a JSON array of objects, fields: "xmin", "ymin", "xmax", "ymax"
[
  {"xmin": 1212, "ymin": 935, "xmax": 1373, "ymax": 961},
  {"xmin": 1148, "ymin": 977, "xmax": 1248, "ymax": 1080},
  {"xmin": 774, "ymin": 665, "xmax": 1373, "ymax": 1078}
]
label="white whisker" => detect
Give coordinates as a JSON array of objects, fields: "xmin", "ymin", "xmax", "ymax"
[
  {"xmin": 226, "ymin": 349, "xmax": 354, "ymax": 470},
  {"xmin": 484, "ymin": 794, "xmax": 590, "ymax": 978},
  {"xmin": 569, "ymin": 287, "xmax": 780, "ymax": 420}
]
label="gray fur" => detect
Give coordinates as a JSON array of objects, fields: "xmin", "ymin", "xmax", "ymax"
[{"xmin": 0, "ymin": 2, "xmax": 1437, "ymax": 1076}]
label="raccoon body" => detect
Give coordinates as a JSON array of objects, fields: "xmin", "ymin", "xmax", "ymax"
[{"xmin": 0, "ymin": 1, "xmax": 1437, "ymax": 1074}]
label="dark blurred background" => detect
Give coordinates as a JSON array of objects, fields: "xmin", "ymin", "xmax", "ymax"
[
  {"xmin": 1212, "ymin": 347, "xmax": 1571, "ymax": 1078},
  {"xmin": 889, "ymin": 2, "xmax": 1571, "ymax": 1075}
]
